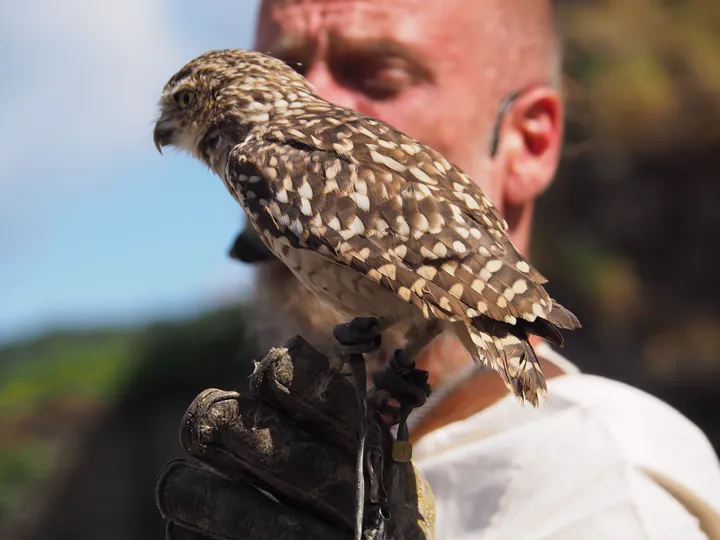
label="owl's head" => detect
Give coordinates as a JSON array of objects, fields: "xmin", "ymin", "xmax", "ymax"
[{"xmin": 153, "ymin": 48, "xmax": 314, "ymax": 172}]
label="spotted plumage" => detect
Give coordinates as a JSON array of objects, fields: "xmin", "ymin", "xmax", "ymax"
[{"xmin": 154, "ymin": 49, "xmax": 581, "ymax": 406}]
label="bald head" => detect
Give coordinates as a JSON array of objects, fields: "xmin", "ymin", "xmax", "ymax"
[{"xmin": 256, "ymin": 0, "xmax": 560, "ymax": 185}]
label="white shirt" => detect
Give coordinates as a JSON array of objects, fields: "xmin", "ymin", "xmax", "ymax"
[{"xmin": 413, "ymin": 344, "xmax": 720, "ymax": 539}]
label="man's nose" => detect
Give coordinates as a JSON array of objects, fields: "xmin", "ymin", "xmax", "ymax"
[{"xmin": 305, "ymin": 62, "xmax": 360, "ymax": 111}]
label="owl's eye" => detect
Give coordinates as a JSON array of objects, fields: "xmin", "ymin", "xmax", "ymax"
[{"xmin": 174, "ymin": 90, "xmax": 196, "ymax": 109}]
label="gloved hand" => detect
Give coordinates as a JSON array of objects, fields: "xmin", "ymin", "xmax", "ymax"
[{"xmin": 156, "ymin": 335, "xmax": 435, "ymax": 540}]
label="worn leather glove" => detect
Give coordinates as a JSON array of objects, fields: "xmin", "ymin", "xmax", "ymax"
[{"xmin": 156, "ymin": 335, "xmax": 435, "ymax": 540}]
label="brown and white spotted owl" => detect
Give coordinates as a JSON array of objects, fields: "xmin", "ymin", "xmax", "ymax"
[{"xmin": 153, "ymin": 49, "xmax": 581, "ymax": 406}]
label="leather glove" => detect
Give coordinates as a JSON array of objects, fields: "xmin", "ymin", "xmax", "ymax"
[{"xmin": 156, "ymin": 335, "xmax": 435, "ymax": 540}]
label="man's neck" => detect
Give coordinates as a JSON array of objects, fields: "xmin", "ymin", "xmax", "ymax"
[{"xmin": 410, "ymin": 336, "xmax": 567, "ymax": 443}]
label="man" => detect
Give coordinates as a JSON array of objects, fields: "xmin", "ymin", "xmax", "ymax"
[{"xmin": 157, "ymin": 0, "xmax": 720, "ymax": 538}]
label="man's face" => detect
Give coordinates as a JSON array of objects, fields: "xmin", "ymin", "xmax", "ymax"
[{"xmin": 255, "ymin": 0, "xmax": 514, "ymax": 202}]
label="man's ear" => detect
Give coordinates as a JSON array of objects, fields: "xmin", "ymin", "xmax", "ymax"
[{"xmin": 495, "ymin": 87, "xmax": 563, "ymax": 207}]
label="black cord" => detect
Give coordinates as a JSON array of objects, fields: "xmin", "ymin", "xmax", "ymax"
[{"xmin": 488, "ymin": 90, "xmax": 524, "ymax": 158}]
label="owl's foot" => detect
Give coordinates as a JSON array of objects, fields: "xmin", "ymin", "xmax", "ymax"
[
  {"xmin": 367, "ymin": 319, "xmax": 439, "ymax": 418},
  {"xmin": 372, "ymin": 352, "xmax": 432, "ymax": 411},
  {"xmin": 368, "ymin": 352, "xmax": 432, "ymax": 463},
  {"xmin": 332, "ymin": 317, "xmax": 382, "ymax": 357}
]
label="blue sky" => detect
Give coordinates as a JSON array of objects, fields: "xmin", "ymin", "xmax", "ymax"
[{"xmin": 0, "ymin": 0, "xmax": 263, "ymax": 343}]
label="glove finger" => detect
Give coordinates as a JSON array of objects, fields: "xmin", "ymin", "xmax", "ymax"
[
  {"xmin": 157, "ymin": 459, "xmax": 351, "ymax": 540},
  {"xmin": 180, "ymin": 388, "xmax": 357, "ymax": 531},
  {"xmin": 249, "ymin": 335, "xmax": 363, "ymax": 456}
]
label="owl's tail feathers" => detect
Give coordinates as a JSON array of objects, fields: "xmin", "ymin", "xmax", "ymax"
[
  {"xmin": 451, "ymin": 299, "xmax": 580, "ymax": 407},
  {"xmin": 453, "ymin": 319, "xmax": 547, "ymax": 407},
  {"xmin": 547, "ymin": 301, "xmax": 582, "ymax": 331},
  {"xmin": 514, "ymin": 300, "xmax": 582, "ymax": 350}
]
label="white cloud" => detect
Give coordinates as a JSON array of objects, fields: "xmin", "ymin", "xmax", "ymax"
[
  {"xmin": 0, "ymin": 1, "xmax": 264, "ymax": 341},
  {"xmin": 0, "ymin": 1, "xmax": 185, "ymax": 188},
  {"xmin": 0, "ymin": 0, "xmax": 261, "ymax": 228}
]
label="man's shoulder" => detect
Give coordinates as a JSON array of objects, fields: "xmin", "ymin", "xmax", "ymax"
[
  {"xmin": 550, "ymin": 374, "xmax": 718, "ymax": 474},
  {"xmin": 415, "ymin": 367, "xmax": 715, "ymax": 465},
  {"xmin": 548, "ymin": 371, "xmax": 720, "ymax": 511},
  {"xmin": 414, "ymin": 368, "xmax": 720, "ymax": 538},
  {"xmin": 536, "ymin": 342, "xmax": 719, "ymax": 483}
]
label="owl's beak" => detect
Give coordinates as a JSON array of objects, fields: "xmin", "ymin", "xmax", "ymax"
[{"xmin": 153, "ymin": 122, "xmax": 174, "ymax": 155}]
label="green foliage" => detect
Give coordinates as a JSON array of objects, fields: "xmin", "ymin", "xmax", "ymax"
[
  {"xmin": 0, "ymin": 331, "xmax": 136, "ymax": 416},
  {"xmin": 560, "ymin": 0, "xmax": 720, "ymax": 149},
  {"xmin": 0, "ymin": 305, "xmax": 255, "ymax": 528},
  {"xmin": 126, "ymin": 304, "xmax": 255, "ymax": 403},
  {"xmin": 0, "ymin": 331, "xmax": 138, "ymax": 525},
  {"xmin": 0, "ymin": 443, "xmax": 51, "ymax": 522}
]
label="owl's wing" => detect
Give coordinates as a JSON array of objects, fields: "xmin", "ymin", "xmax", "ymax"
[{"xmin": 226, "ymin": 116, "xmax": 578, "ymax": 337}]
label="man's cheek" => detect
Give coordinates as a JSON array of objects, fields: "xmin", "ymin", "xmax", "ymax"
[{"xmin": 370, "ymin": 97, "xmax": 448, "ymax": 149}]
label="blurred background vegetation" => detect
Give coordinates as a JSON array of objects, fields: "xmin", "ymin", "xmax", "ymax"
[{"xmin": 1, "ymin": 1, "xmax": 719, "ymax": 538}]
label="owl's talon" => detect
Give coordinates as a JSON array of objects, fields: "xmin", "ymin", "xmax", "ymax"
[
  {"xmin": 332, "ymin": 317, "xmax": 382, "ymax": 356},
  {"xmin": 372, "ymin": 351, "xmax": 432, "ymax": 409}
]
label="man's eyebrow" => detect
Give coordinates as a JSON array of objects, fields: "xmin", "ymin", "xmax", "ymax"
[
  {"xmin": 261, "ymin": 36, "xmax": 316, "ymax": 71},
  {"xmin": 329, "ymin": 37, "xmax": 435, "ymax": 82}
]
